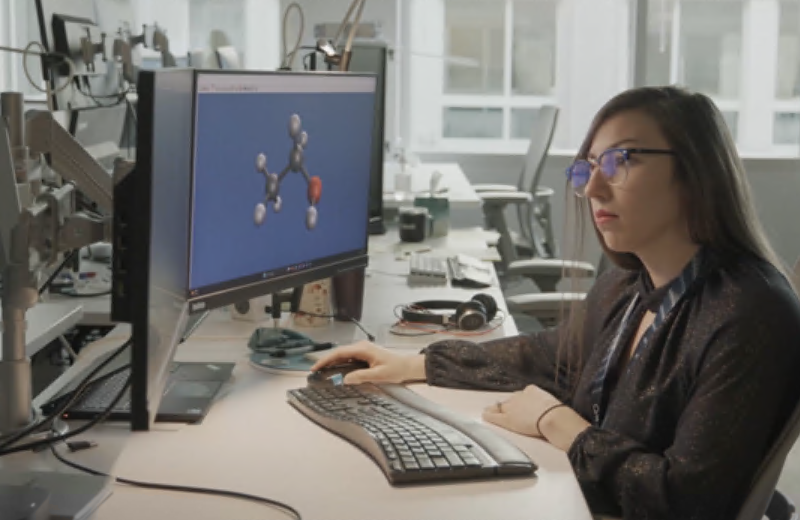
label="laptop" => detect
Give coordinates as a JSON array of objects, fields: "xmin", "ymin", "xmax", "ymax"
[
  {"xmin": 42, "ymin": 312, "xmax": 234, "ymax": 424},
  {"xmin": 41, "ymin": 350, "xmax": 234, "ymax": 423}
]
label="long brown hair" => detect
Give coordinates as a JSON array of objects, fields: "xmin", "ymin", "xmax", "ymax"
[{"xmin": 559, "ymin": 86, "xmax": 793, "ymax": 390}]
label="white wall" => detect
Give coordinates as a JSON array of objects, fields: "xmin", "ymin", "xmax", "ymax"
[
  {"xmin": 739, "ymin": 0, "xmax": 780, "ymax": 152},
  {"xmin": 407, "ymin": 0, "xmax": 443, "ymax": 150}
]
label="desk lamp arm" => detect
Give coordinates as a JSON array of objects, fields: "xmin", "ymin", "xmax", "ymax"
[{"xmin": 317, "ymin": 0, "xmax": 368, "ymax": 72}]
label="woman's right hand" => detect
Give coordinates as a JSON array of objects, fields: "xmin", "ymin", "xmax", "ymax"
[{"xmin": 310, "ymin": 341, "xmax": 427, "ymax": 385}]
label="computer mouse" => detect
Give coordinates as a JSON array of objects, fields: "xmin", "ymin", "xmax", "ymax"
[{"xmin": 307, "ymin": 359, "xmax": 370, "ymax": 388}]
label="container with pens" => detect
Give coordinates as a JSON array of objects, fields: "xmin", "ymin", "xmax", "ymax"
[{"xmin": 247, "ymin": 326, "xmax": 335, "ymax": 374}]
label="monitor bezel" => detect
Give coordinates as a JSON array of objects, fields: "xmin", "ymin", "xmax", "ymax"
[{"xmin": 185, "ymin": 69, "xmax": 377, "ymax": 314}]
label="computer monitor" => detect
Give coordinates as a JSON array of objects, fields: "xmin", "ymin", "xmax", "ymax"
[
  {"xmin": 345, "ymin": 41, "xmax": 388, "ymax": 235},
  {"xmin": 187, "ymin": 70, "xmax": 377, "ymax": 312},
  {"xmin": 112, "ymin": 69, "xmax": 377, "ymax": 430},
  {"xmin": 69, "ymin": 103, "xmax": 128, "ymax": 172},
  {"xmin": 112, "ymin": 68, "xmax": 195, "ymax": 430}
]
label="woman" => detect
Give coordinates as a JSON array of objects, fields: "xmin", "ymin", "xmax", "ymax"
[{"xmin": 312, "ymin": 86, "xmax": 800, "ymax": 520}]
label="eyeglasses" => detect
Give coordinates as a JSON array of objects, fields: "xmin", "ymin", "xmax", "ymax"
[{"xmin": 565, "ymin": 148, "xmax": 677, "ymax": 197}]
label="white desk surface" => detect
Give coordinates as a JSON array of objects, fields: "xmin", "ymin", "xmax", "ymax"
[
  {"xmin": 47, "ymin": 260, "xmax": 115, "ymax": 327},
  {"xmin": 0, "ymin": 300, "xmax": 83, "ymax": 358},
  {"xmin": 16, "ymin": 328, "xmax": 592, "ymax": 520},
  {"xmin": 383, "ymin": 162, "xmax": 481, "ymax": 210},
  {"xmin": 3, "ymin": 226, "xmax": 592, "ymax": 520}
]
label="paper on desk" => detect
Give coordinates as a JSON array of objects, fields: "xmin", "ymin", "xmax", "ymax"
[{"xmin": 392, "ymin": 242, "xmax": 433, "ymax": 260}]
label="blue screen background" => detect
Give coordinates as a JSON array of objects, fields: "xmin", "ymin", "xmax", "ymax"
[{"xmin": 189, "ymin": 90, "xmax": 374, "ymax": 290}]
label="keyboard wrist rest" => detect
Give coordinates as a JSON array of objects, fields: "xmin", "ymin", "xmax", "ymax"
[{"xmin": 377, "ymin": 384, "xmax": 536, "ymax": 474}]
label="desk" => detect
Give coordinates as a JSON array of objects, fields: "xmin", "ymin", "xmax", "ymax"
[
  {"xmin": 46, "ymin": 260, "xmax": 115, "ymax": 327},
  {"xmin": 383, "ymin": 163, "xmax": 481, "ymax": 210},
  {"xmin": 3, "ymin": 229, "xmax": 593, "ymax": 520},
  {"xmin": 0, "ymin": 300, "xmax": 83, "ymax": 358},
  {"xmin": 20, "ymin": 331, "xmax": 592, "ymax": 520}
]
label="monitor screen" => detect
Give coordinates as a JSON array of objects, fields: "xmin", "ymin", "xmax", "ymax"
[{"xmin": 187, "ymin": 71, "xmax": 377, "ymax": 311}]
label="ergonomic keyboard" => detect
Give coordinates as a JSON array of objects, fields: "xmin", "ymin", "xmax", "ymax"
[{"xmin": 287, "ymin": 383, "xmax": 536, "ymax": 484}]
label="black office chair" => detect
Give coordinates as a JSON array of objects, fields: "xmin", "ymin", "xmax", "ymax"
[
  {"xmin": 734, "ymin": 396, "xmax": 800, "ymax": 520},
  {"xmin": 736, "ymin": 252, "xmax": 800, "ymax": 520}
]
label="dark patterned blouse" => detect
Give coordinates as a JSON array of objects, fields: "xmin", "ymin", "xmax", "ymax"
[{"xmin": 422, "ymin": 251, "xmax": 800, "ymax": 519}]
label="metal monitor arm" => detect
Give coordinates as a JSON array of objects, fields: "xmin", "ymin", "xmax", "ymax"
[{"xmin": 0, "ymin": 92, "xmax": 125, "ymax": 436}]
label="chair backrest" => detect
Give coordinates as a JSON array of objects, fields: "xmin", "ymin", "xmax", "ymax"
[
  {"xmin": 517, "ymin": 105, "xmax": 560, "ymax": 195},
  {"xmin": 734, "ymin": 383, "xmax": 800, "ymax": 519}
]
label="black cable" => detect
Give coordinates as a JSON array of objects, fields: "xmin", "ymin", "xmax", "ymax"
[
  {"xmin": 346, "ymin": 316, "xmax": 376, "ymax": 342},
  {"xmin": 124, "ymin": 95, "xmax": 137, "ymax": 128},
  {"xmin": 38, "ymin": 250, "xmax": 79, "ymax": 295},
  {"xmin": 75, "ymin": 76, "xmax": 130, "ymax": 107},
  {"xmin": 366, "ymin": 269, "xmax": 407, "ymax": 279},
  {"xmin": 49, "ymin": 445, "xmax": 302, "ymax": 520},
  {"xmin": 60, "ymin": 290, "xmax": 112, "ymax": 298},
  {"xmin": 0, "ymin": 371, "xmax": 130, "ymax": 457},
  {"xmin": 0, "ymin": 339, "xmax": 132, "ymax": 454}
]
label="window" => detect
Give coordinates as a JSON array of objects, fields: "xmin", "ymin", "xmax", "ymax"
[
  {"xmin": 777, "ymin": 0, "xmax": 800, "ymax": 101},
  {"xmin": 644, "ymin": 0, "xmax": 743, "ymax": 139},
  {"xmin": 413, "ymin": 0, "xmax": 562, "ymax": 153},
  {"xmin": 407, "ymin": 0, "xmax": 798, "ymax": 156},
  {"xmin": 775, "ymin": 0, "xmax": 800, "ymax": 149},
  {"xmin": 644, "ymin": 0, "xmax": 800, "ymax": 155},
  {"xmin": 443, "ymin": 107, "xmax": 503, "ymax": 138},
  {"xmin": 407, "ymin": 0, "xmax": 632, "ymax": 153},
  {"xmin": 0, "ymin": 0, "xmax": 46, "ymax": 98},
  {"xmin": 681, "ymin": 1, "xmax": 742, "ymax": 100},
  {"xmin": 444, "ymin": 0, "xmax": 505, "ymax": 94},
  {"xmin": 512, "ymin": 0, "xmax": 557, "ymax": 97}
]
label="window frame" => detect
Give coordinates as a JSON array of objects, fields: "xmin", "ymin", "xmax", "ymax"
[
  {"xmin": 408, "ymin": 0, "xmax": 800, "ymax": 157},
  {"xmin": 433, "ymin": 0, "xmax": 558, "ymax": 153}
]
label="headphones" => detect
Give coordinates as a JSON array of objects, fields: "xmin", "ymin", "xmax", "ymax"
[{"xmin": 400, "ymin": 293, "xmax": 498, "ymax": 331}]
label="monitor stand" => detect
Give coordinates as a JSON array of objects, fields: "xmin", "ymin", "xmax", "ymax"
[{"xmin": 0, "ymin": 471, "xmax": 112, "ymax": 520}]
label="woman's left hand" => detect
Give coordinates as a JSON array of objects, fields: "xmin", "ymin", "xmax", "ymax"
[
  {"xmin": 482, "ymin": 385, "xmax": 590, "ymax": 451},
  {"xmin": 481, "ymin": 384, "xmax": 563, "ymax": 437}
]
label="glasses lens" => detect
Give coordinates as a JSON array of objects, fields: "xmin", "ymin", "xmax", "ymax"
[
  {"xmin": 599, "ymin": 150, "xmax": 626, "ymax": 184},
  {"xmin": 567, "ymin": 161, "xmax": 591, "ymax": 195}
]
